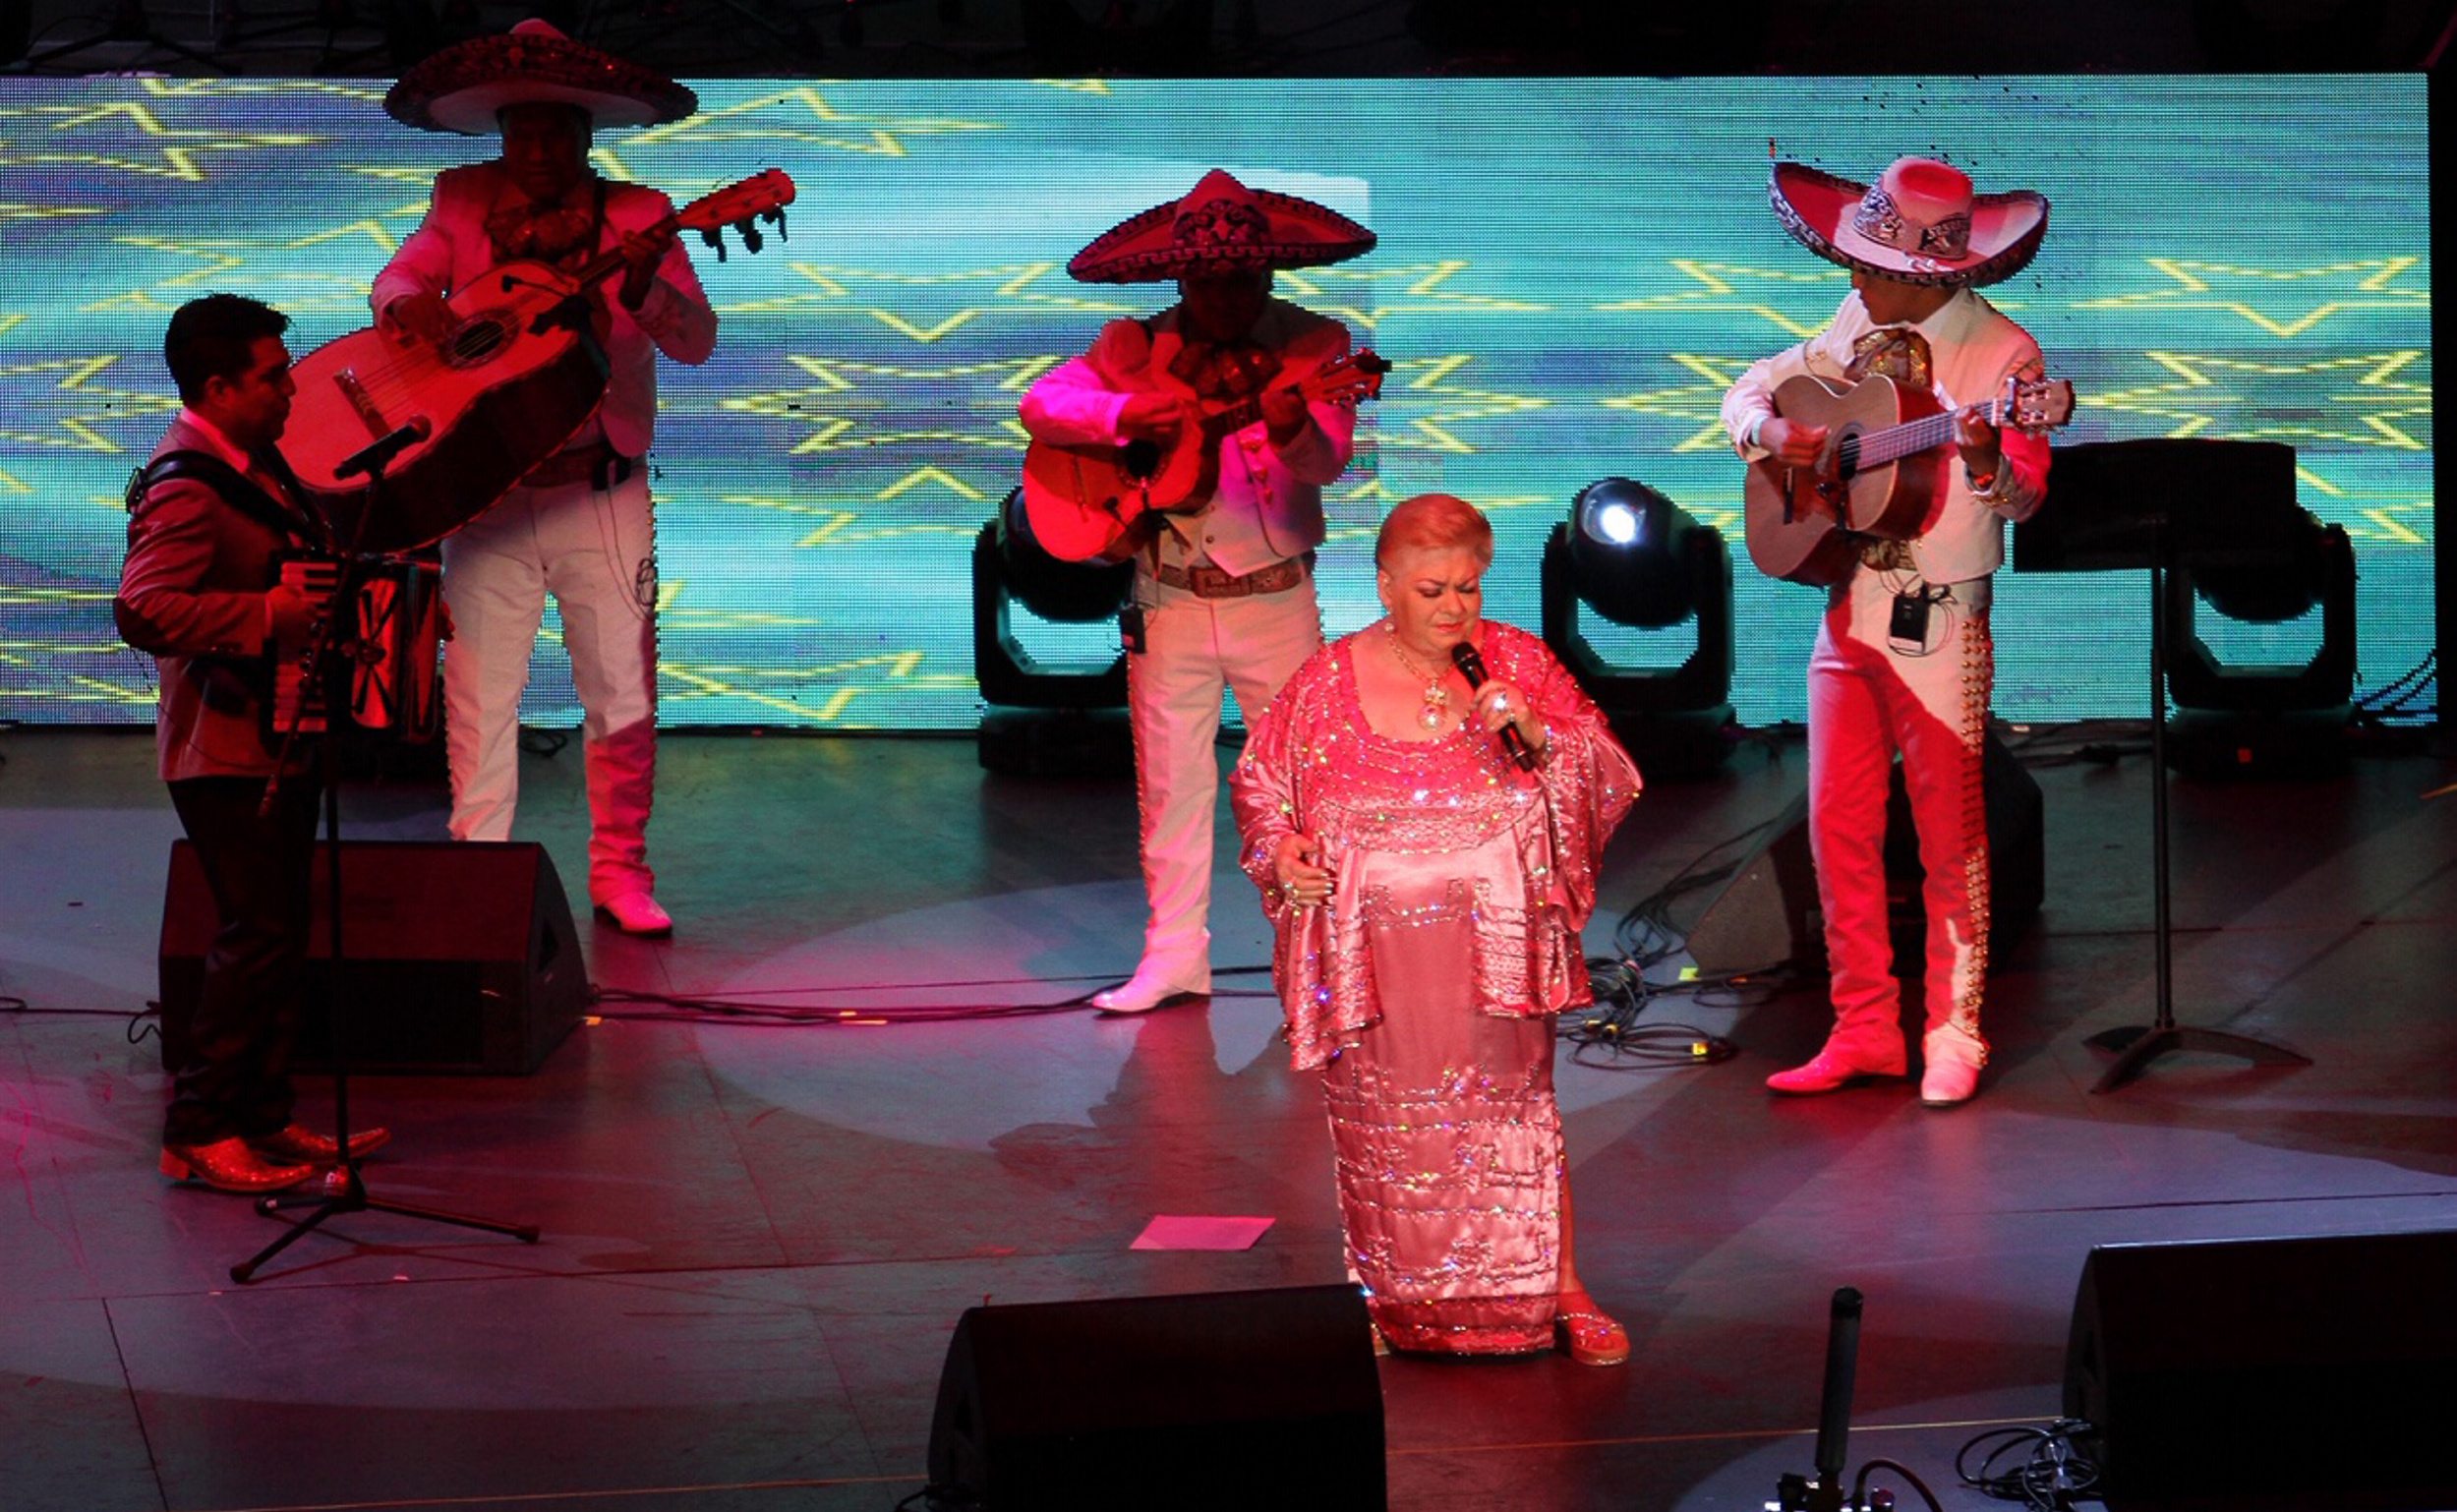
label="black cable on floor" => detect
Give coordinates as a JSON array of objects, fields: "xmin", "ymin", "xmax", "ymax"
[
  {"xmin": 1559, "ymin": 957, "xmax": 1750, "ymax": 1071},
  {"xmin": 1957, "ymin": 1419, "xmax": 2102, "ymax": 1510},
  {"xmin": 1563, "ymin": 803, "xmax": 1819, "ymax": 1071},
  {"xmin": 1852, "ymin": 1456, "xmax": 1949, "ymax": 1511},
  {"xmin": 587, "ymin": 966, "xmax": 1285, "ymax": 1025},
  {"xmin": 590, "ymin": 983, "xmax": 1102, "ymax": 1024},
  {"xmin": 0, "ymin": 999, "xmax": 120, "ymax": 1020}
]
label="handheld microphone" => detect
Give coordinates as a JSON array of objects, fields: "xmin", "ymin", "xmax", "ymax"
[{"xmin": 1449, "ymin": 641, "xmax": 1537, "ymax": 772}]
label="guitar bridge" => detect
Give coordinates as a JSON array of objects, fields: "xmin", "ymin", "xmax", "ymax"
[{"xmin": 332, "ymin": 369, "xmax": 393, "ymax": 442}]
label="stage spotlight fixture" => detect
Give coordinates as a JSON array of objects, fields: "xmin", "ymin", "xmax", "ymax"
[
  {"xmin": 1542, "ymin": 477, "xmax": 1734, "ymax": 779},
  {"xmin": 972, "ymin": 489, "xmax": 1134, "ymax": 777},
  {"xmin": 2164, "ymin": 507, "xmax": 2357, "ymax": 778}
]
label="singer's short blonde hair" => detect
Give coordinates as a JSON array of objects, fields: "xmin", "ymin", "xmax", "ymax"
[{"xmin": 1375, "ymin": 493, "xmax": 1493, "ymax": 567}]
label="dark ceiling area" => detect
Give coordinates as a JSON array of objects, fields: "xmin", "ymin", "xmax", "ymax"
[{"xmin": 4, "ymin": 0, "xmax": 2453, "ymax": 80}]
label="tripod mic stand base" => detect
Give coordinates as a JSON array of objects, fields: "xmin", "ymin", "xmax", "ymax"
[
  {"xmin": 230, "ymin": 1164, "xmax": 542, "ymax": 1283},
  {"xmin": 2088, "ymin": 1022, "xmax": 2311, "ymax": 1093}
]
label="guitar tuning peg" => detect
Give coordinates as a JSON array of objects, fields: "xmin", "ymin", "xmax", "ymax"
[
  {"xmin": 766, "ymin": 208, "xmax": 788, "ymax": 243},
  {"xmin": 698, "ymin": 225, "xmax": 728, "ymax": 262},
  {"xmin": 733, "ymin": 219, "xmax": 764, "ymax": 254}
]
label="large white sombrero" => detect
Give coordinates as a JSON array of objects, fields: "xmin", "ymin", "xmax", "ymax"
[
  {"xmin": 384, "ymin": 19, "xmax": 697, "ymax": 136},
  {"xmin": 1771, "ymin": 156, "xmax": 2048, "ymax": 288},
  {"xmin": 1067, "ymin": 169, "xmax": 1376, "ymax": 284}
]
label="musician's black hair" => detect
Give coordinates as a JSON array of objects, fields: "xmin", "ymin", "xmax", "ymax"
[{"xmin": 162, "ymin": 292, "xmax": 289, "ymax": 405}]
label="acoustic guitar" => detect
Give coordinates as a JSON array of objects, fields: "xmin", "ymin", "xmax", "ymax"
[
  {"xmin": 281, "ymin": 169, "xmax": 795, "ymax": 552},
  {"xmin": 1743, "ymin": 371, "xmax": 2076, "ymax": 587},
  {"xmin": 1021, "ymin": 349, "xmax": 1392, "ymax": 564}
]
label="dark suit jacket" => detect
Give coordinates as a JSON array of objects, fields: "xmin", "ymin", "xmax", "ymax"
[{"xmin": 115, "ymin": 415, "xmax": 331, "ymax": 782}]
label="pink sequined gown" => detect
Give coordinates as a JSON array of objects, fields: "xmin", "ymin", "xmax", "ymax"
[{"xmin": 1230, "ymin": 621, "xmax": 1641, "ymax": 1353}]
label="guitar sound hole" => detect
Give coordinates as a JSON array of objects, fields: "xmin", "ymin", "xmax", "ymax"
[
  {"xmin": 448, "ymin": 320, "xmax": 507, "ymax": 368},
  {"xmin": 1834, "ymin": 433, "xmax": 1861, "ymax": 481},
  {"xmin": 1120, "ymin": 438, "xmax": 1162, "ymax": 482}
]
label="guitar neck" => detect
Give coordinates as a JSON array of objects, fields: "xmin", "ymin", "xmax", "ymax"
[
  {"xmin": 1186, "ymin": 353, "xmax": 1384, "ymax": 438},
  {"xmin": 1855, "ymin": 395, "xmax": 2011, "ymax": 470},
  {"xmin": 1210, "ymin": 394, "xmax": 1267, "ymax": 433},
  {"xmin": 1206, "ymin": 377, "xmax": 1356, "ymax": 435},
  {"xmin": 565, "ymin": 210, "xmax": 681, "ymax": 292}
]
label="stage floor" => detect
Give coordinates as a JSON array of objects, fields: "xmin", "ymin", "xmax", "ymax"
[{"xmin": 4, "ymin": 724, "xmax": 2454, "ymax": 1512}]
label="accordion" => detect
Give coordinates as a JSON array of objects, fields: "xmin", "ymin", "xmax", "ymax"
[{"xmin": 268, "ymin": 553, "xmax": 444, "ymax": 742}]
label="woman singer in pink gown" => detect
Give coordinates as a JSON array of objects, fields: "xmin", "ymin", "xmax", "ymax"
[{"xmin": 1230, "ymin": 493, "xmax": 1641, "ymax": 1363}]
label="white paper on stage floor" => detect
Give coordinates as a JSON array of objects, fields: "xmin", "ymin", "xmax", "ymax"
[{"xmin": 1130, "ymin": 1215, "xmax": 1275, "ymax": 1250}]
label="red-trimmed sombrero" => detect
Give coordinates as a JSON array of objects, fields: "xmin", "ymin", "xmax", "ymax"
[
  {"xmin": 1067, "ymin": 169, "xmax": 1376, "ymax": 284},
  {"xmin": 1771, "ymin": 156, "xmax": 2048, "ymax": 288},
  {"xmin": 384, "ymin": 19, "xmax": 697, "ymax": 136}
]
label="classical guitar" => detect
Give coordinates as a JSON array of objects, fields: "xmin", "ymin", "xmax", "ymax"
[
  {"xmin": 281, "ymin": 169, "xmax": 795, "ymax": 552},
  {"xmin": 1743, "ymin": 371, "xmax": 2076, "ymax": 587},
  {"xmin": 1021, "ymin": 349, "xmax": 1393, "ymax": 564}
]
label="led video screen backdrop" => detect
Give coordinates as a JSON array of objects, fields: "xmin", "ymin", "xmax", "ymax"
[{"xmin": 0, "ymin": 75, "xmax": 2430, "ymax": 729}]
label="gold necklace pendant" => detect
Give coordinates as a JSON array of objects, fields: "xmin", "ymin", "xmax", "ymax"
[{"xmin": 1383, "ymin": 622, "xmax": 1451, "ymax": 731}]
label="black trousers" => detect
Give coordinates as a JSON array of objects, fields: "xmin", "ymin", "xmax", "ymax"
[{"xmin": 164, "ymin": 774, "xmax": 322, "ymax": 1145}]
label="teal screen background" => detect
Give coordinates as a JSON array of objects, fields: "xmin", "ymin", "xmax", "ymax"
[{"xmin": 0, "ymin": 75, "xmax": 2430, "ymax": 730}]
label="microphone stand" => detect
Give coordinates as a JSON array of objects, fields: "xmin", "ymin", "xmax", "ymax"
[{"xmin": 231, "ymin": 439, "xmax": 540, "ymax": 1283}]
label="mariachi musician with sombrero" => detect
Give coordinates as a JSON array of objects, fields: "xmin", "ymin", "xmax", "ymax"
[
  {"xmin": 1721, "ymin": 155, "xmax": 2057, "ymax": 1109},
  {"xmin": 372, "ymin": 21, "xmax": 716, "ymax": 939},
  {"xmin": 1020, "ymin": 171, "xmax": 1378, "ymax": 1017}
]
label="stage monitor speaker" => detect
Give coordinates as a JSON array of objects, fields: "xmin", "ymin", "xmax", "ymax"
[
  {"xmin": 926, "ymin": 1283, "xmax": 1385, "ymax": 1511},
  {"xmin": 157, "ymin": 840, "xmax": 586, "ymax": 1076},
  {"xmin": 1682, "ymin": 728, "xmax": 2044, "ymax": 976},
  {"xmin": 1679, "ymin": 785, "xmax": 1817, "ymax": 976},
  {"xmin": 2065, "ymin": 1228, "xmax": 2457, "ymax": 1511}
]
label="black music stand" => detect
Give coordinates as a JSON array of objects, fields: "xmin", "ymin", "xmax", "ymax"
[
  {"xmin": 232, "ymin": 433, "xmax": 539, "ymax": 1283},
  {"xmin": 2013, "ymin": 439, "xmax": 2311, "ymax": 1093}
]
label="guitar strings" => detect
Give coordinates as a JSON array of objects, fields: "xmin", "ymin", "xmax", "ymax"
[{"xmin": 1858, "ymin": 387, "xmax": 2042, "ymax": 468}]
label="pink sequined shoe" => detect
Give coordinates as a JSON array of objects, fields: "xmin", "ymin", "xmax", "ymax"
[{"xmin": 1553, "ymin": 1292, "xmax": 1629, "ymax": 1367}]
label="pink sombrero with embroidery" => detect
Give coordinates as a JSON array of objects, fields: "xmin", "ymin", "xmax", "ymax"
[
  {"xmin": 1067, "ymin": 169, "xmax": 1377, "ymax": 284},
  {"xmin": 385, "ymin": 19, "xmax": 697, "ymax": 136},
  {"xmin": 1771, "ymin": 156, "xmax": 2048, "ymax": 288}
]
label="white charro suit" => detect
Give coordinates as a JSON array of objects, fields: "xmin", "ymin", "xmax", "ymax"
[
  {"xmin": 373, "ymin": 161, "xmax": 716, "ymax": 907},
  {"xmin": 1021, "ymin": 298, "xmax": 1357, "ymax": 993},
  {"xmin": 1723, "ymin": 286, "xmax": 2049, "ymax": 1069}
]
